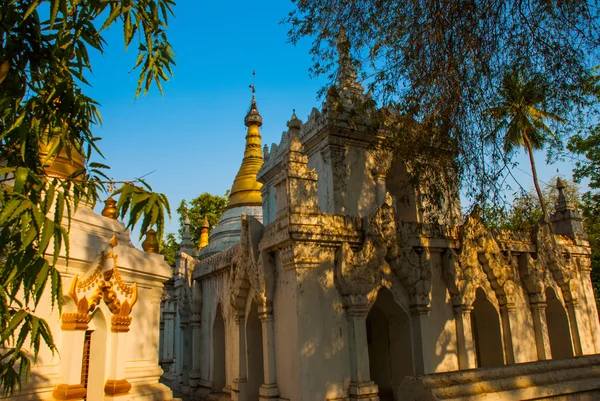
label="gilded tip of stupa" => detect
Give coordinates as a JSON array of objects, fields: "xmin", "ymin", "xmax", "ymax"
[
  {"xmin": 202, "ymin": 216, "xmax": 209, "ymax": 228},
  {"xmin": 245, "ymin": 73, "xmax": 262, "ymax": 127}
]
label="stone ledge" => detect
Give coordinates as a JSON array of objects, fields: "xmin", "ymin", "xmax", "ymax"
[{"xmin": 399, "ymin": 355, "xmax": 600, "ymax": 401}]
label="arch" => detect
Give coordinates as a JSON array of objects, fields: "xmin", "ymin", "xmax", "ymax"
[
  {"xmin": 87, "ymin": 308, "xmax": 108, "ymax": 401},
  {"xmin": 366, "ymin": 288, "xmax": 414, "ymax": 401},
  {"xmin": 246, "ymin": 301, "xmax": 264, "ymax": 401},
  {"xmin": 545, "ymin": 287, "xmax": 574, "ymax": 359},
  {"xmin": 212, "ymin": 303, "xmax": 226, "ymax": 393},
  {"xmin": 471, "ymin": 288, "xmax": 504, "ymax": 367}
]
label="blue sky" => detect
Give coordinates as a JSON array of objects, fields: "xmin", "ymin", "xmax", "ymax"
[{"xmin": 86, "ymin": 1, "xmax": 576, "ymax": 243}]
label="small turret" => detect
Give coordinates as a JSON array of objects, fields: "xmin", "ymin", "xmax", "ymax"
[
  {"xmin": 180, "ymin": 215, "xmax": 195, "ymax": 253},
  {"xmin": 550, "ymin": 177, "xmax": 585, "ymax": 238}
]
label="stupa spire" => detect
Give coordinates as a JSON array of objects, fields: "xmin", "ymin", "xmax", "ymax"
[{"xmin": 228, "ymin": 72, "xmax": 264, "ymax": 208}]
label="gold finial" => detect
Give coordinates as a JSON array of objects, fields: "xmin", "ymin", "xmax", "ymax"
[
  {"xmin": 199, "ymin": 216, "xmax": 210, "ymax": 250},
  {"xmin": 142, "ymin": 229, "xmax": 159, "ymax": 253},
  {"xmin": 229, "ymin": 75, "xmax": 264, "ymax": 208},
  {"xmin": 102, "ymin": 197, "xmax": 118, "ymax": 220}
]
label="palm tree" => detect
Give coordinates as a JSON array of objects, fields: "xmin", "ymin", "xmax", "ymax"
[{"xmin": 486, "ymin": 69, "xmax": 565, "ymax": 223}]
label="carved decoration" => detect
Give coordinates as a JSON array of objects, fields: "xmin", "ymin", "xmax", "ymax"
[
  {"xmin": 442, "ymin": 213, "xmax": 493, "ymax": 308},
  {"xmin": 390, "ymin": 222, "xmax": 432, "ymax": 308},
  {"xmin": 335, "ymin": 194, "xmax": 396, "ymax": 306},
  {"xmin": 534, "ymin": 222, "xmax": 577, "ymax": 302},
  {"xmin": 63, "ymin": 234, "xmax": 138, "ymax": 331}
]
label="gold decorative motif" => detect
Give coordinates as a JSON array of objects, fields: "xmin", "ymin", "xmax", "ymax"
[
  {"xmin": 60, "ymin": 313, "xmax": 91, "ymax": 331},
  {"xmin": 104, "ymin": 379, "xmax": 132, "ymax": 396},
  {"xmin": 52, "ymin": 384, "xmax": 87, "ymax": 400},
  {"xmin": 65, "ymin": 234, "xmax": 138, "ymax": 330},
  {"xmin": 111, "ymin": 314, "xmax": 133, "ymax": 333}
]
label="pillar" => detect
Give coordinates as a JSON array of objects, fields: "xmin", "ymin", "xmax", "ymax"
[
  {"xmin": 565, "ymin": 299, "xmax": 584, "ymax": 356},
  {"xmin": 578, "ymin": 263, "xmax": 600, "ymax": 353},
  {"xmin": 410, "ymin": 306, "xmax": 433, "ymax": 374},
  {"xmin": 161, "ymin": 310, "xmax": 176, "ymax": 372},
  {"xmin": 53, "ymin": 313, "xmax": 90, "ymax": 401},
  {"xmin": 189, "ymin": 312, "xmax": 202, "ymax": 387},
  {"xmin": 530, "ymin": 298, "xmax": 552, "ymax": 360},
  {"xmin": 104, "ymin": 317, "xmax": 132, "ymax": 401},
  {"xmin": 499, "ymin": 305, "xmax": 517, "ymax": 364},
  {"xmin": 179, "ymin": 312, "xmax": 191, "ymax": 387},
  {"xmin": 453, "ymin": 306, "xmax": 477, "ymax": 369},
  {"xmin": 258, "ymin": 305, "xmax": 279, "ymax": 400},
  {"xmin": 346, "ymin": 299, "xmax": 379, "ymax": 401},
  {"xmin": 231, "ymin": 312, "xmax": 248, "ymax": 401}
]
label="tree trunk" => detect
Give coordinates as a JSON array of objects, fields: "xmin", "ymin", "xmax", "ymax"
[{"xmin": 523, "ymin": 134, "xmax": 549, "ymax": 224}]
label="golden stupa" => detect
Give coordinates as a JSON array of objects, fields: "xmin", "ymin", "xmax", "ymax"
[{"xmin": 227, "ymin": 87, "xmax": 264, "ymax": 208}]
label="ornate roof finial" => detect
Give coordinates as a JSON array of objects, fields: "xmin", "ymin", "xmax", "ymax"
[
  {"xmin": 287, "ymin": 108, "xmax": 303, "ymax": 131},
  {"xmin": 555, "ymin": 177, "xmax": 568, "ymax": 212},
  {"xmin": 245, "ymin": 70, "xmax": 262, "ymax": 127},
  {"xmin": 199, "ymin": 216, "xmax": 210, "ymax": 250},
  {"xmin": 336, "ymin": 27, "xmax": 363, "ymax": 94}
]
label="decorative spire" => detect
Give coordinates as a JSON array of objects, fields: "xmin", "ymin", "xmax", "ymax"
[
  {"xmin": 228, "ymin": 73, "xmax": 264, "ymax": 208},
  {"xmin": 180, "ymin": 215, "xmax": 194, "ymax": 252},
  {"xmin": 336, "ymin": 28, "xmax": 363, "ymax": 95},
  {"xmin": 287, "ymin": 109, "xmax": 302, "ymax": 131},
  {"xmin": 555, "ymin": 177, "xmax": 568, "ymax": 212},
  {"xmin": 199, "ymin": 216, "xmax": 209, "ymax": 250},
  {"xmin": 245, "ymin": 71, "xmax": 263, "ymax": 127}
]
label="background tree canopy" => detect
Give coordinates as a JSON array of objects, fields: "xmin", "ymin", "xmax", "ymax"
[
  {"xmin": 0, "ymin": 0, "xmax": 175, "ymax": 393},
  {"xmin": 287, "ymin": 0, "xmax": 600, "ymax": 211},
  {"xmin": 177, "ymin": 191, "xmax": 229, "ymax": 248}
]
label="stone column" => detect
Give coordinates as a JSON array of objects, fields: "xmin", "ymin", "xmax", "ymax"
[
  {"xmin": 52, "ymin": 313, "xmax": 90, "ymax": 401},
  {"xmin": 530, "ymin": 296, "xmax": 552, "ymax": 361},
  {"xmin": 499, "ymin": 304, "xmax": 517, "ymax": 364},
  {"xmin": 189, "ymin": 312, "xmax": 202, "ymax": 388},
  {"xmin": 161, "ymin": 310, "xmax": 176, "ymax": 373},
  {"xmin": 410, "ymin": 305, "xmax": 433, "ymax": 375},
  {"xmin": 231, "ymin": 312, "xmax": 248, "ymax": 401},
  {"xmin": 453, "ymin": 306, "xmax": 477, "ymax": 369},
  {"xmin": 104, "ymin": 317, "xmax": 132, "ymax": 400},
  {"xmin": 578, "ymin": 262, "xmax": 600, "ymax": 353},
  {"xmin": 258, "ymin": 305, "xmax": 279, "ymax": 400},
  {"xmin": 179, "ymin": 311, "xmax": 191, "ymax": 387},
  {"xmin": 564, "ymin": 299, "xmax": 584, "ymax": 356},
  {"xmin": 346, "ymin": 298, "xmax": 379, "ymax": 401}
]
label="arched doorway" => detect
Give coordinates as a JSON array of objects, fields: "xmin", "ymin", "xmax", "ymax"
[
  {"xmin": 87, "ymin": 308, "xmax": 107, "ymax": 401},
  {"xmin": 366, "ymin": 288, "xmax": 414, "ymax": 401},
  {"xmin": 471, "ymin": 288, "xmax": 504, "ymax": 367},
  {"xmin": 246, "ymin": 301, "xmax": 264, "ymax": 401},
  {"xmin": 213, "ymin": 304, "xmax": 226, "ymax": 393},
  {"xmin": 545, "ymin": 287, "xmax": 574, "ymax": 359}
]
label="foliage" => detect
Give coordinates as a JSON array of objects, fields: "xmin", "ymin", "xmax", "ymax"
[
  {"xmin": 483, "ymin": 177, "xmax": 581, "ymax": 231},
  {"xmin": 485, "ymin": 68, "xmax": 564, "ymax": 221},
  {"xmin": 569, "ymin": 98, "xmax": 600, "ymax": 304},
  {"xmin": 160, "ymin": 232, "xmax": 179, "ymax": 268},
  {"xmin": 484, "ymin": 177, "xmax": 600, "ymax": 305},
  {"xmin": 287, "ymin": 0, "xmax": 600, "ymax": 210},
  {"xmin": 0, "ymin": 0, "xmax": 175, "ymax": 393},
  {"xmin": 177, "ymin": 191, "xmax": 229, "ymax": 248}
]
